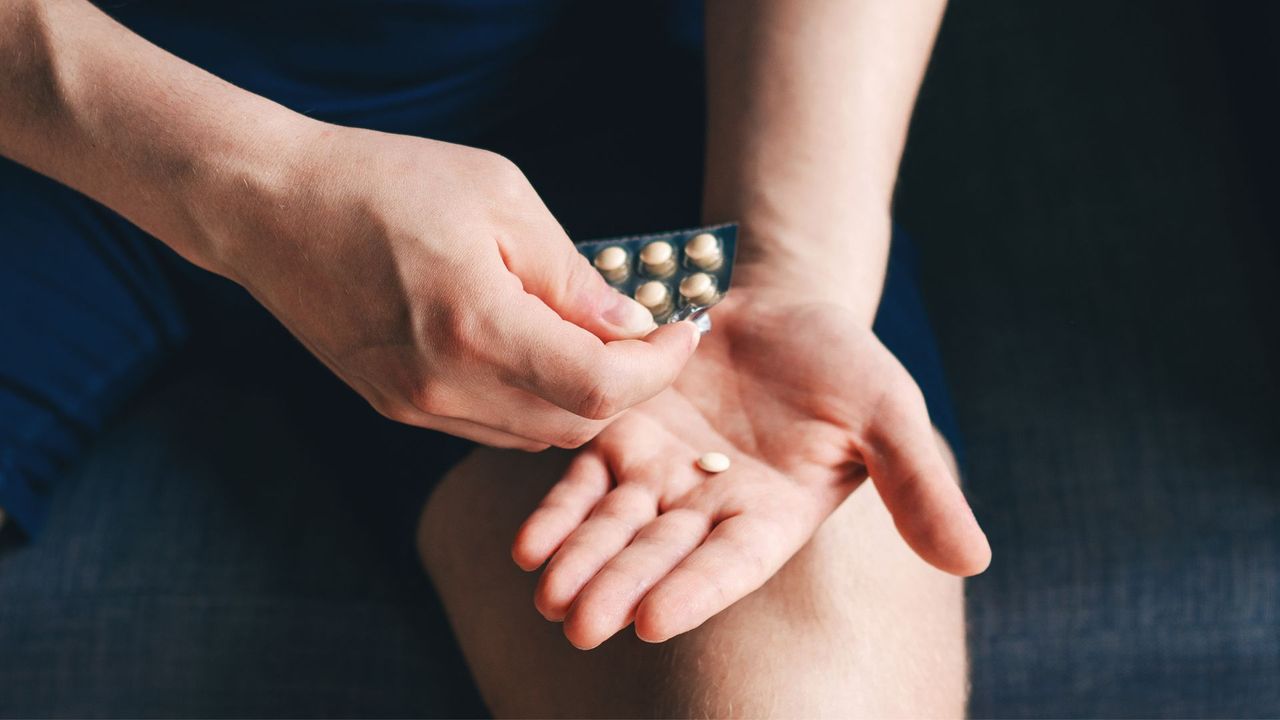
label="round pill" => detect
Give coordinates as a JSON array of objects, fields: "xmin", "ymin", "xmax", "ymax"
[
  {"xmin": 635, "ymin": 280, "xmax": 670, "ymax": 310},
  {"xmin": 593, "ymin": 246, "xmax": 630, "ymax": 283},
  {"xmin": 684, "ymin": 232, "xmax": 722, "ymax": 270},
  {"xmin": 594, "ymin": 246, "xmax": 628, "ymax": 272},
  {"xmin": 640, "ymin": 241, "xmax": 674, "ymax": 265},
  {"xmin": 678, "ymin": 272, "xmax": 716, "ymax": 304},
  {"xmin": 697, "ymin": 452, "xmax": 731, "ymax": 473}
]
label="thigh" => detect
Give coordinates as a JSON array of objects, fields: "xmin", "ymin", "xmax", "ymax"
[{"xmin": 420, "ymin": 438, "xmax": 967, "ymax": 719}]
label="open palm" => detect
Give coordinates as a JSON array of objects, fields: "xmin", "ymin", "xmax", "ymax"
[{"xmin": 512, "ymin": 289, "xmax": 990, "ymax": 649}]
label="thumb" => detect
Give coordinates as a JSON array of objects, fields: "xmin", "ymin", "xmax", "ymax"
[
  {"xmin": 498, "ymin": 230, "xmax": 657, "ymax": 341},
  {"xmin": 862, "ymin": 383, "xmax": 992, "ymax": 577}
]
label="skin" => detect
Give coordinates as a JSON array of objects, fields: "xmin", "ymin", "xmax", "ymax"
[
  {"xmin": 422, "ymin": 0, "xmax": 993, "ymax": 714},
  {"xmin": 505, "ymin": 0, "xmax": 990, "ymax": 650},
  {"xmin": 422, "ymin": 442, "xmax": 968, "ymax": 718},
  {"xmin": 515, "ymin": 286, "xmax": 990, "ymax": 650},
  {"xmin": 0, "ymin": 0, "xmax": 699, "ymax": 450},
  {"xmin": 1, "ymin": 0, "xmax": 990, "ymax": 714}
]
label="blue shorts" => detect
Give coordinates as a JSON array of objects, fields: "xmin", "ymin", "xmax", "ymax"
[{"xmin": 0, "ymin": 2, "xmax": 962, "ymax": 539}]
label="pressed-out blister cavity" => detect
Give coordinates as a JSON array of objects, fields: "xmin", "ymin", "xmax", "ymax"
[{"xmin": 577, "ymin": 224, "xmax": 738, "ymax": 327}]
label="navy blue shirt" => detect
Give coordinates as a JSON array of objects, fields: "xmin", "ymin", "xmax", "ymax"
[{"xmin": 96, "ymin": 1, "xmax": 700, "ymax": 139}]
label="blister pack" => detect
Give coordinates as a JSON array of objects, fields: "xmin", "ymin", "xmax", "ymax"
[{"xmin": 577, "ymin": 224, "xmax": 738, "ymax": 331}]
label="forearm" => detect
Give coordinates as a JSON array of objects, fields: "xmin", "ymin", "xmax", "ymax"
[
  {"xmin": 703, "ymin": 0, "xmax": 946, "ymax": 322},
  {"xmin": 0, "ymin": 0, "xmax": 314, "ymax": 275}
]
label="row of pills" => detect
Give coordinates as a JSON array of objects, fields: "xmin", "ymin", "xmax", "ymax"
[
  {"xmin": 582, "ymin": 226, "xmax": 736, "ymax": 322},
  {"xmin": 628, "ymin": 272, "xmax": 720, "ymax": 319},
  {"xmin": 593, "ymin": 231, "xmax": 725, "ymax": 283}
]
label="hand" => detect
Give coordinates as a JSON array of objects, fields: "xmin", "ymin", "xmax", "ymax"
[
  {"xmin": 206, "ymin": 124, "xmax": 700, "ymax": 450},
  {"xmin": 512, "ymin": 285, "xmax": 991, "ymax": 648}
]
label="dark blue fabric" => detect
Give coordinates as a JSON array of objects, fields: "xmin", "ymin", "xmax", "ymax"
[
  {"xmin": 97, "ymin": 0, "xmax": 560, "ymax": 139},
  {"xmin": 0, "ymin": 162, "xmax": 188, "ymax": 536},
  {"xmin": 876, "ymin": 230, "xmax": 965, "ymax": 469},
  {"xmin": 93, "ymin": 1, "xmax": 703, "ymax": 141}
]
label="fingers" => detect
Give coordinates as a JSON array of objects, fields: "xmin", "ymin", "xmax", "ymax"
[
  {"xmin": 863, "ymin": 385, "xmax": 991, "ymax": 577},
  {"xmin": 561, "ymin": 509, "xmax": 711, "ymax": 649},
  {"xmin": 497, "ymin": 296, "xmax": 701, "ymax": 421},
  {"xmin": 512, "ymin": 451, "xmax": 611, "ymax": 571},
  {"xmin": 534, "ymin": 483, "xmax": 659, "ymax": 622},
  {"xmin": 496, "ymin": 228, "xmax": 658, "ymax": 340},
  {"xmin": 416, "ymin": 298, "xmax": 698, "ymax": 446},
  {"xmin": 634, "ymin": 513, "xmax": 805, "ymax": 644},
  {"xmin": 431, "ymin": 383, "xmax": 612, "ymax": 450}
]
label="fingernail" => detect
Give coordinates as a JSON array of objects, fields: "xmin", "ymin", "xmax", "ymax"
[
  {"xmin": 686, "ymin": 308, "xmax": 712, "ymax": 335},
  {"xmin": 602, "ymin": 294, "xmax": 657, "ymax": 336},
  {"xmin": 681, "ymin": 320, "xmax": 703, "ymax": 349}
]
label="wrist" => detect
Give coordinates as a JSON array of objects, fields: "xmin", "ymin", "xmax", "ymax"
[
  {"xmin": 0, "ymin": 0, "xmax": 325, "ymax": 282},
  {"xmin": 720, "ymin": 212, "xmax": 892, "ymax": 326},
  {"xmin": 178, "ymin": 108, "xmax": 329, "ymax": 281}
]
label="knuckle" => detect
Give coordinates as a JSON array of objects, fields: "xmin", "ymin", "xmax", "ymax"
[
  {"xmin": 434, "ymin": 305, "xmax": 475, "ymax": 353},
  {"xmin": 724, "ymin": 532, "xmax": 768, "ymax": 577},
  {"xmin": 567, "ymin": 248, "xmax": 605, "ymax": 288},
  {"xmin": 896, "ymin": 376, "xmax": 928, "ymax": 412},
  {"xmin": 557, "ymin": 253, "xmax": 600, "ymax": 307},
  {"xmin": 861, "ymin": 371, "xmax": 928, "ymax": 447},
  {"xmin": 409, "ymin": 377, "xmax": 450, "ymax": 416},
  {"xmin": 878, "ymin": 375, "xmax": 929, "ymax": 430},
  {"xmin": 482, "ymin": 151, "xmax": 531, "ymax": 195},
  {"xmin": 433, "ymin": 306, "xmax": 497, "ymax": 368},
  {"xmin": 575, "ymin": 376, "xmax": 622, "ymax": 420}
]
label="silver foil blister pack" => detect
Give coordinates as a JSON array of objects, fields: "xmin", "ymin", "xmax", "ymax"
[{"xmin": 577, "ymin": 224, "xmax": 738, "ymax": 332}]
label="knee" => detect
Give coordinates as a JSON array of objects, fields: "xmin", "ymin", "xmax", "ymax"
[
  {"xmin": 417, "ymin": 447, "xmax": 567, "ymax": 579},
  {"xmin": 655, "ymin": 485, "xmax": 970, "ymax": 718}
]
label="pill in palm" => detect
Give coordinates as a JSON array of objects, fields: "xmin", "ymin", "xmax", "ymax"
[{"xmin": 697, "ymin": 452, "xmax": 731, "ymax": 473}]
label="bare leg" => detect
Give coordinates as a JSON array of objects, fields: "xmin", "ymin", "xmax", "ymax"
[{"xmin": 419, "ymin": 434, "xmax": 967, "ymax": 718}]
